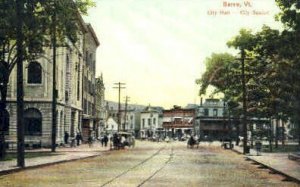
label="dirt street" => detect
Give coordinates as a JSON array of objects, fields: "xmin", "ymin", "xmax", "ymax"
[{"xmin": 0, "ymin": 141, "xmax": 297, "ymax": 187}]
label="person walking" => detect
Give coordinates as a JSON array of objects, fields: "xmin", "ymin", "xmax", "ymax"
[
  {"xmin": 88, "ymin": 135, "xmax": 93, "ymax": 148},
  {"xmin": 76, "ymin": 133, "xmax": 81, "ymax": 146},
  {"xmin": 100, "ymin": 136, "xmax": 104, "ymax": 147},
  {"xmin": 64, "ymin": 131, "xmax": 69, "ymax": 145},
  {"xmin": 103, "ymin": 135, "xmax": 108, "ymax": 147}
]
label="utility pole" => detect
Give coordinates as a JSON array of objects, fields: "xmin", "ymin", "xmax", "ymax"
[
  {"xmin": 51, "ymin": 0, "xmax": 57, "ymax": 152},
  {"xmin": 241, "ymin": 49, "xmax": 248, "ymax": 154},
  {"xmin": 123, "ymin": 96, "xmax": 130, "ymax": 131},
  {"xmin": 113, "ymin": 82, "xmax": 125, "ymax": 132},
  {"xmin": 16, "ymin": 0, "xmax": 25, "ymax": 167}
]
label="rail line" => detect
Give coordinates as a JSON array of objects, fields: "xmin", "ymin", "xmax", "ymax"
[
  {"xmin": 137, "ymin": 147, "xmax": 174, "ymax": 187},
  {"xmin": 100, "ymin": 147, "xmax": 166, "ymax": 187}
]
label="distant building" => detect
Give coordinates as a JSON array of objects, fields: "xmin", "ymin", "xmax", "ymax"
[
  {"xmin": 122, "ymin": 109, "xmax": 136, "ymax": 134},
  {"xmin": 195, "ymin": 98, "xmax": 229, "ymax": 140},
  {"xmin": 106, "ymin": 117, "xmax": 118, "ymax": 134},
  {"xmin": 106, "ymin": 102, "xmax": 140, "ymax": 136},
  {"xmin": 162, "ymin": 106, "xmax": 195, "ymax": 138},
  {"xmin": 95, "ymin": 74, "xmax": 106, "ymax": 138},
  {"xmin": 140, "ymin": 106, "xmax": 163, "ymax": 139}
]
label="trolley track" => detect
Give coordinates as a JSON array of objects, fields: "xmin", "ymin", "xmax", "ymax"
[
  {"xmin": 100, "ymin": 146, "xmax": 169, "ymax": 187},
  {"xmin": 136, "ymin": 147, "xmax": 174, "ymax": 187}
]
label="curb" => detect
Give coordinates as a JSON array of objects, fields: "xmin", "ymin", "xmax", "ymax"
[
  {"xmin": 0, "ymin": 150, "xmax": 109, "ymax": 176},
  {"xmin": 231, "ymin": 148, "xmax": 243, "ymax": 155},
  {"xmin": 231, "ymin": 149, "xmax": 300, "ymax": 184},
  {"xmin": 245, "ymin": 156, "xmax": 300, "ymax": 184}
]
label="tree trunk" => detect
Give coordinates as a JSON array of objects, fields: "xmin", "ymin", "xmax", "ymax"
[
  {"xmin": 269, "ymin": 120, "xmax": 273, "ymax": 152},
  {"xmin": 0, "ymin": 108, "xmax": 6, "ymax": 160},
  {"xmin": 281, "ymin": 121, "xmax": 285, "ymax": 146},
  {"xmin": 275, "ymin": 119, "xmax": 279, "ymax": 148},
  {"xmin": 298, "ymin": 124, "xmax": 300, "ymax": 146},
  {"xmin": 236, "ymin": 122, "xmax": 240, "ymax": 146},
  {"xmin": 16, "ymin": 0, "xmax": 25, "ymax": 168},
  {"xmin": 51, "ymin": 7, "xmax": 57, "ymax": 152},
  {"xmin": 0, "ymin": 80, "xmax": 8, "ymax": 160}
]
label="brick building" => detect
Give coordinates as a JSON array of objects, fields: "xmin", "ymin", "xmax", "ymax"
[{"xmin": 162, "ymin": 106, "xmax": 195, "ymax": 139}]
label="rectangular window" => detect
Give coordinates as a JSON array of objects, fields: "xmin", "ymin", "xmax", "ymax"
[
  {"xmin": 142, "ymin": 118, "xmax": 145, "ymax": 128},
  {"xmin": 153, "ymin": 118, "xmax": 156, "ymax": 125},
  {"xmin": 148, "ymin": 118, "xmax": 151, "ymax": 126},
  {"xmin": 213, "ymin": 109, "xmax": 218, "ymax": 116},
  {"xmin": 204, "ymin": 109, "xmax": 209, "ymax": 116}
]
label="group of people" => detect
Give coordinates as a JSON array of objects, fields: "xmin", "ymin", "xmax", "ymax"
[
  {"xmin": 64, "ymin": 131, "xmax": 82, "ymax": 147},
  {"xmin": 100, "ymin": 135, "xmax": 109, "ymax": 147},
  {"xmin": 63, "ymin": 131, "xmax": 135, "ymax": 150}
]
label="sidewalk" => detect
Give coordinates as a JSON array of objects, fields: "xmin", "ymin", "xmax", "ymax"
[
  {"xmin": 0, "ymin": 143, "xmax": 110, "ymax": 175},
  {"xmin": 232, "ymin": 145, "xmax": 300, "ymax": 183}
]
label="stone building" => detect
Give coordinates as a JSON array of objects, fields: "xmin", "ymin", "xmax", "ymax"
[{"xmin": 5, "ymin": 19, "xmax": 99, "ymax": 147}]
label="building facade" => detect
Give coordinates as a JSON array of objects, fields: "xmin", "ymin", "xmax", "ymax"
[
  {"xmin": 107, "ymin": 108, "xmax": 138, "ymax": 133},
  {"xmin": 139, "ymin": 106, "xmax": 164, "ymax": 139},
  {"xmin": 122, "ymin": 109, "xmax": 136, "ymax": 134},
  {"xmin": 195, "ymin": 98, "xmax": 229, "ymax": 140},
  {"xmin": 81, "ymin": 23, "xmax": 100, "ymax": 142},
  {"xmin": 95, "ymin": 74, "xmax": 106, "ymax": 138},
  {"xmin": 106, "ymin": 117, "xmax": 118, "ymax": 134},
  {"xmin": 162, "ymin": 106, "xmax": 195, "ymax": 139},
  {"xmin": 5, "ymin": 19, "xmax": 99, "ymax": 147},
  {"xmin": 140, "ymin": 106, "xmax": 162, "ymax": 139}
]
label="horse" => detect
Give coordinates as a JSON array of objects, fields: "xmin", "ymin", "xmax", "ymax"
[{"xmin": 187, "ymin": 137, "xmax": 199, "ymax": 149}]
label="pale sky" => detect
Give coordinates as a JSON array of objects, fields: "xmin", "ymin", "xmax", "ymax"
[{"xmin": 83, "ymin": 0, "xmax": 282, "ymax": 109}]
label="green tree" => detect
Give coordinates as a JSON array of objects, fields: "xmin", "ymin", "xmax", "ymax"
[
  {"xmin": 196, "ymin": 52, "xmax": 244, "ymax": 145},
  {"xmin": 276, "ymin": 0, "xmax": 300, "ymax": 146}
]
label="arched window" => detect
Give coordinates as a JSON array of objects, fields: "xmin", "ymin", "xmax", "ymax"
[
  {"xmin": 27, "ymin": 61, "xmax": 42, "ymax": 84},
  {"xmin": 0, "ymin": 109, "xmax": 9, "ymax": 135},
  {"xmin": 24, "ymin": 108, "xmax": 42, "ymax": 136}
]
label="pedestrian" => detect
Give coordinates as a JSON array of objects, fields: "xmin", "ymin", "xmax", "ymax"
[
  {"xmin": 76, "ymin": 133, "xmax": 81, "ymax": 146},
  {"xmin": 236, "ymin": 136, "xmax": 240, "ymax": 146},
  {"xmin": 103, "ymin": 135, "xmax": 108, "ymax": 147},
  {"xmin": 131, "ymin": 136, "xmax": 135, "ymax": 148},
  {"xmin": 113, "ymin": 133, "xmax": 118, "ymax": 149},
  {"xmin": 64, "ymin": 131, "xmax": 69, "ymax": 145},
  {"xmin": 110, "ymin": 135, "xmax": 113, "ymax": 150},
  {"xmin": 100, "ymin": 136, "xmax": 104, "ymax": 147},
  {"xmin": 88, "ymin": 135, "xmax": 93, "ymax": 148},
  {"xmin": 70, "ymin": 137, "xmax": 76, "ymax": 147}
]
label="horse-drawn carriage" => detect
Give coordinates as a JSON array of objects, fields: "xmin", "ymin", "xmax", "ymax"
[
  {"xmin": 111, "ymin": 132, "xmax": 135, "ymax": 150},
  {"xmin": 187, "ymin": 136, "xmax": 199, "ymax": 149}
]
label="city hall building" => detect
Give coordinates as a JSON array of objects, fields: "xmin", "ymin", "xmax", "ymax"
[{"xmin": 4, "ymin": 17, "xmax": 100, "ymax": 148}]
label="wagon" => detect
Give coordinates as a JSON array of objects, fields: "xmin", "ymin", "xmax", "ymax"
[{"xmin": 112, "ymin": 132, "xmax": 135, "ymax": 149}]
